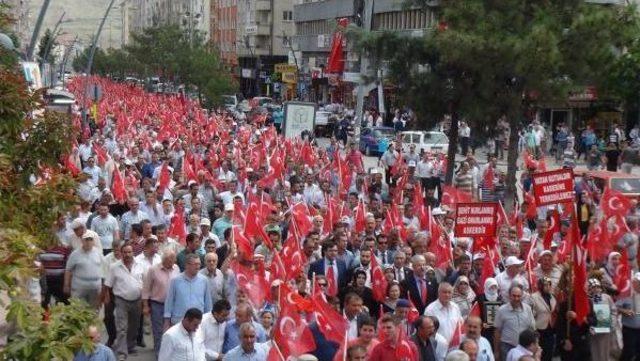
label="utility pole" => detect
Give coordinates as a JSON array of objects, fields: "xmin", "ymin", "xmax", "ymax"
[
  {"xmin": 354, "ymin": 0, "xmax": 375, "ymax": 148},
  {"xmin": 82, "ymin": 0, "xmax": 117, "ymax": 125},
  {"xmin": 60, "ymin": 36, "xmax": 78, "ymax": 89},
  {"xmin": 42, "ymin": 11, "xmax": 67, "ymax": 86},
  {"xmin": 26, "ymin": 0, "xmax": 51, "ymax": 61}
]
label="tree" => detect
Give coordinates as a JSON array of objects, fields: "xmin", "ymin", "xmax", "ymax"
[
  {"xmin": 355, "ymin": 0, "xmax": 638, "ymax": 208},
  {"xmin": 36, "ymin": 28, "xmax": 56, "ymax": 65},
  {"xmin": 0, "ymin": 6, "xmax": 98, "ymax": 357}
]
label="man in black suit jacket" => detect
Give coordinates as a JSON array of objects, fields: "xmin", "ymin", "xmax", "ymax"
[
  {"xmin": 400, "ymin": 254, "xmax": 438, "ymax": 314},
  {"xmin": 307, "ymin": 240, "xmax": 348, "ymax": 289},
  {"xmin": 391, "ymin": 250, "xmax": 413, "ymax": 282}
]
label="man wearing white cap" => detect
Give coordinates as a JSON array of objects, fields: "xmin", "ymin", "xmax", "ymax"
[
  {"xmin": 199, "ymin": 218, "xmax": 221, "ymax": 249},
  {"xmin": 212, "ymin": 203, "xmax": 234, "ymax": 241},
  {"xmin": 533, "ymin": 250, "xmax": 562, "ymax": 293},
  {"xmin": 64, "ymin": 232, "xmax": 104, "ymax": 308},
  {"xmin": 68, "ymin": 218, "xmax": 102, "ymax": 252},
  {"xmin": 617, "ymin": 272, "xmax": 640, "ymax": 361},
  {"xmin": 495, "ymin": 256, "xmax": 529, "ymax": 300}
]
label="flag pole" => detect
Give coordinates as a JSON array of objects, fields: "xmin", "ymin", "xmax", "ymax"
[{"xmin": 343, "ymin": 329, "xmax": 349, "ymax": 361}]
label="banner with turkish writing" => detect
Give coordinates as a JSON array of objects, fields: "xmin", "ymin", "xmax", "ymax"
[
  {"xmin": 531, "ymin": 168, "xmax": 574, "ymax": 206},
  {"xmin": 454, "ymin": 202, "xmax": 498, "ymax": 238}
]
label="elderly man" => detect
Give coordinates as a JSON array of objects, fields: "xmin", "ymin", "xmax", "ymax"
[
  {"xmin": 411, "ymin": 315, "xmax": 448, "ymax": 361},
  {"xmin": 200, "ymin": 218, "xmax": 221, "ymax": 249},
  {"xmin": 401, "ymin": 254, "xmax": 438, "ymax": 314},
  {"xmin": 158, "ymin": 308, "xmax": 206, "ymax": 361},
  {"xmin": 104, "ymin": 242, "xmax": 145, "ymax": 360},
  {"xmin": 73, "ymin": 325, "xmax": 117, "ymax": 361},
  {"xmin": 221, "ymin": 303, "xmax": 267, "ymax": 353},
  {"xmin": 164, "ymin": 253, "xmax": 212, "ymax": 327},
  {"xmin": 505, "ymin": 330, "xmax": 541, "ymax": 361},
  {"xmin": 222, "ymin": 322, "xmax": 270, "ymax": 361},
  {"xmin": 199, "ymin": 252, "xmax": 233, "ymax": 304},
  {"xmin": 64, "ymin": 232, "xmax": 104, "ymax": 308},
  {"xmin": 533, "ymin": 250, "xmax": 562, "ymax": 293},
  {"xmin": 142, "ymin": 250, "xmax": 180, "ymax": 355},
  {"xmin": 495, "ymin": 256, "xmax": 529, "ymax": 300},
  {"xmin": 463, "ymin": 316, "xmax": 495, "ymax": 361},
  {"xmin": 494, "ymin": 285, "xmax": 535, "ymax": 360},
  {"xmin": 460, "ymin": 339, "xmax": 479, "ymax": 361},
  {"xmin": 120, "ymin": 197, "xmax": 150, "ymax": 240},
  {"xmin": 68, "ymin": 218, "xmax": 102, "ymax": 251},
  {"xmin": 425, "ymin": 282, "xmax": 463, "ymax": 341}
]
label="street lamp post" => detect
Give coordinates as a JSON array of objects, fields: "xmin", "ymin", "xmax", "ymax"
[
  {"xmin": 82, "ymin": 0, "xmax": 118, "ymax": 125},
  {"xmin": 26, "ymin": 0, "xmax": 52, "ymax": 61}
]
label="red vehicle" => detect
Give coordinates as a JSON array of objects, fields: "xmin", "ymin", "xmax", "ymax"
[{"xmin": 574, "ymin": 170, "xmax": 640, "ymax": 200}]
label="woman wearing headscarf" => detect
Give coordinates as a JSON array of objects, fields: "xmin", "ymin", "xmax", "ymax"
[
  {"xmin": 600, "ymin": 251, "xmax": 622, "ymax": 297},
  {"xmin": 452, "ymin": 275, "xmax": 476, "ymax": 318},
  {"xmin": 476, "ymin": 277, "xmax": 503, "ymax": 346},
  {"xmin": 528, "ymin": 277, "xmax": 557, "ymax": 361},
  {"xmin": 339, "ymin": 268, "xmax": 378, "ymax": 318},
  {"xmin": 588, "ymin": 278, "xmax": 617, "ymax": 361}
]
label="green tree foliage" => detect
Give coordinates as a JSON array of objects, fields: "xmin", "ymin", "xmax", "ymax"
[
  {"xmin": 354, "ymin": 0, "xmax": 638, "ymax": 206},
  {"xmin": 0, "ymin": 6, "xmax": 97, "ymax": 357},
  {"xmin": 75, "ymin": 24, "xmax": 236, "ymax": 107},
  {"xmin": 36, "ymin": 28, "xmax": 56, "ymax": 65}
]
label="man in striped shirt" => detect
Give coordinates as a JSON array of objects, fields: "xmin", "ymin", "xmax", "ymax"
[{"xmin": 39, "ymin": 240, "xmax": 72, "ymax": 309}]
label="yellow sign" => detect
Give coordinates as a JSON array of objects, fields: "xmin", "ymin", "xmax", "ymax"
[
  {"xmin": 275, "ymin": 63, "xmax": 297, "ymax": 74},
  {"xmin": 281, "ymin": 72, "xmax": 297, "ymax": 84}
]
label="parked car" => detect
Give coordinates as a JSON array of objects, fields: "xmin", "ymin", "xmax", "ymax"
[
  {"xmin": 359, "ymin": 127, "xmax": 396, "ymax": 156},
  {"xmin": 222, "ymin": 94, "xmax": 238, "ymax": 110},
  {"xmin": 400, "ymin": 130, "xmax": 449, "ymax": 154},
  {"xmin": 574, "ymin": 170, "xmax": 640, "ymax": 200}
]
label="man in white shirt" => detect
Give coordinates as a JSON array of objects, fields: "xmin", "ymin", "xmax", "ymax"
[
  {"xmin": 140, "ymin": 190, "xmax": 164, "ymax": 227},
  {"xmin": 495, "ymin": 256, "xmax": 530, "ymax": 300},
  {"xmin": 104, "ymin": 242, "xmax": 145, "ymax": 360},
  {"xmin": 90, "ymin": 203, "xmax": 120, "ymax": 254},
  {"xmin": 201, "ymin": 299, "xmax": 232, "ymax": 361},
  {"xmin": 67, "ymin": 218, "xmax": 102, "ymax": 252},
  {"xmin": 424, "ymin": 282, "xmax": 463, "ymax": 341},
  {"xmin": 120, "ymin": 197, "xmax": 150, "ymax": 240},
  {"xmin": 82, "ymin": 157, "xmax": 102, "ymax": 185},
  {"xmin": 463, "ymin": 316, "xmax": 495, "ymax": 361},
  {"xmin": 505, "ymin": 329, "xmax": 540, "ymax": 361},
  {"xmin": 158, "ymin": 308, "xmax": 206, "ymax": 361}
]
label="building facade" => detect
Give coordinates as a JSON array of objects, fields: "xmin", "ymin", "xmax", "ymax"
[
  {"xmin": 210, "ymin": 0, "xmax": 238, "ymax": 67},
  {"xmin": 128, "ymin": 0, "xmax": 211, "ymax": 44},
  {"xmin": 293, "ymin": 0, "xmax": 437, "ymax": 104}
]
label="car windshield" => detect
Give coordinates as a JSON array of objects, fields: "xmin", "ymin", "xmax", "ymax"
[
  {"xmin": 423, "ymin": 132, "xmax": 449, "ymax": 144},
  {"xmin": 610, "ymin": 178, "xmax": 640, "ymax": 194},
  {"xmin": 374, "ymin": 129, "xmax": 394, "ymax": 138}
]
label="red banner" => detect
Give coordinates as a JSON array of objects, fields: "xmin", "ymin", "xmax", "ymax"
[
  {"xmin": 454, "ymin": 203, "xmax": 498, "ymax": 238},
  {"xmin": 531, "ymin": 169, "xmax": 574, "ymax": 206}
]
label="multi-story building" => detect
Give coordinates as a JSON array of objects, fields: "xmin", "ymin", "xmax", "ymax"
[
  {"xmin": 293, "ymin": 0, "xmax": 437, "ymax": 104},
  {"xmin": 210, "ymin": 0, "xmax": 238, "ymax": 67},
  {"xmin": 233, "ymin": 0, "xmax": 295, "ymax": 97},
  {"xmin": 128, "ymin": 0, "xmax": 210, "ymax": 44}
]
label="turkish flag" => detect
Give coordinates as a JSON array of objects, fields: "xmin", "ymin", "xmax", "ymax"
[
  {"xmin": 483, "ymin": 165, "xmax": 495, "ymax": 191},
  {"xmin": 543, "ymin": 210, "xmax": 560, "ymax": 250},
  {"xmin": 311, "ymin": 291, "xmax": 349, "ymax": 344},
  {"xmin": 244, "ymin": 202, "xmax": 271, "ymax": 249},
  {"xmin": 476, "ymin": 248, "xmax": 497, "ymax": 295},
  {"xmin": 406, "ymin": 292, "xmax": 420, "ymax": 324},
  {"xmin": 469, "ymin": 302, "xmax": 481, "ymax": 318},
  {"xmin": 370, "ymin": 251, "xmax": 388, "ymax": 303},
  {"xmin": 496, "ymin": 202, "xmax": 510, "ymax": 228},
  {"xmin": 111, "ymin": 168, "xmax": 127, "ymax": 204},
  {"xmin": 570, "ymin": 213, "xmax": 590, "ymax": 325},
  {"xmin": 279, "ymin": 282, "xmax": 314, "ymax": 313},
  {"xmin": 281, "ymin": 231, "xmax": 307, "ymax": 281},
  {"xmin": 615, "ymin": 248, "xmax": 632, "ymax": 299},
  {"xmin": 167, "ymin": 206, "xmax": 187, "ymax": 244},
  {"xmin": 601, "ymin": 187, "xmax": 631, "ymax": 218},
  {"xmin": 93, "ymin": 143, "xmax": 108, "ymax": 166},
  {"xmin": 395, "ymin": 326, "xmax": 418, "ymax": 361},
  {"xmin": 441, "ymin": 185, "xmax": 471, "ymax": 207},
  {"xmin": 270, "ymin": 251, "xmax": 287, "ymax": 283},
  {"xmin": 586, "ymin": 218, "xmax": 609, "ymax": 263},
  {"xmin": 64, "ymin": 154, "xmax": 80, "ymax": 176},
  {"xmin": 354, "ymin": 200, "xmax": 366, "ymax": 234},
  {"xmin": 233, "ymin": 261, "xmax": 270, "ymax": 308},
  {"xmin": 157, "ymin": 162, "xmax": 170, "ymax": 192},
  {"xmin": 449, "ymin": 319, "xmax": 464, "ymax": 350},
  {"xmin": 291, "ymin": 203, "xmax": 313, "ymax": 237},
  {"xmin": 273, "ymin": 299, "xmax": 316, "ymax": 358},
  {"xmin": 232, "ymin": 226, "xmax": 254, "ymax": 259},
  {"xmin": 326, "ymin": 18, "xmax": 349, "ymax": 73}
]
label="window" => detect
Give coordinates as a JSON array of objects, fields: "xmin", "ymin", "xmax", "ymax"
[{"xmin": 283, "ymin": 10, "xmax": 293, "ymax": 21}]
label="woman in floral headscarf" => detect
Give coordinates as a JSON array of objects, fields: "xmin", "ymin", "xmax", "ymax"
[{"xmin": 452, "ymin": 275, "xmax": 476, "ymax": 318}]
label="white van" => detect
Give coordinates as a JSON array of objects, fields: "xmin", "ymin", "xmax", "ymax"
[{"xmin": 400, "ymin": 130, "xmax": 449, "ymax": 154}]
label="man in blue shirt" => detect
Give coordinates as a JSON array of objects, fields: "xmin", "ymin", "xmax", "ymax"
[
  {"xmin": 73, "ymin": 325, "xmax": 116, "ymax": 361},
  {"xmin": 164, "ymin": 253, "xmax": 212, "ymax": 328},
  {"xmin": 223, "ymin": 323, "xmax": 270, "ymax": 361},
  {"xmin": 222, "ymin": 303, "xmax": 267, "ymax": 353}
]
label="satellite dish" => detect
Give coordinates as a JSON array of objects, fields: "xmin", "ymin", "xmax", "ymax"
[{"xmin": 0, "ymin": 33, "xmax": 15, "ymax": 51}]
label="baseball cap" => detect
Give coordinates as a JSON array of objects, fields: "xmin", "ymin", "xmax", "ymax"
[
  {"xmin": 82, "ymin": 232, "xmax": 94, "ymax": 240},
  {"xmin": 200, "ymin": 218, "xmax": 211, "ymax": 227},
  {"xmin": 224, "ymin": 203, "xmax": 235, "ymax": 212},
  {"xmin": 504, "ymin": 256, "xmax": 524, "ymax": 267}
]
